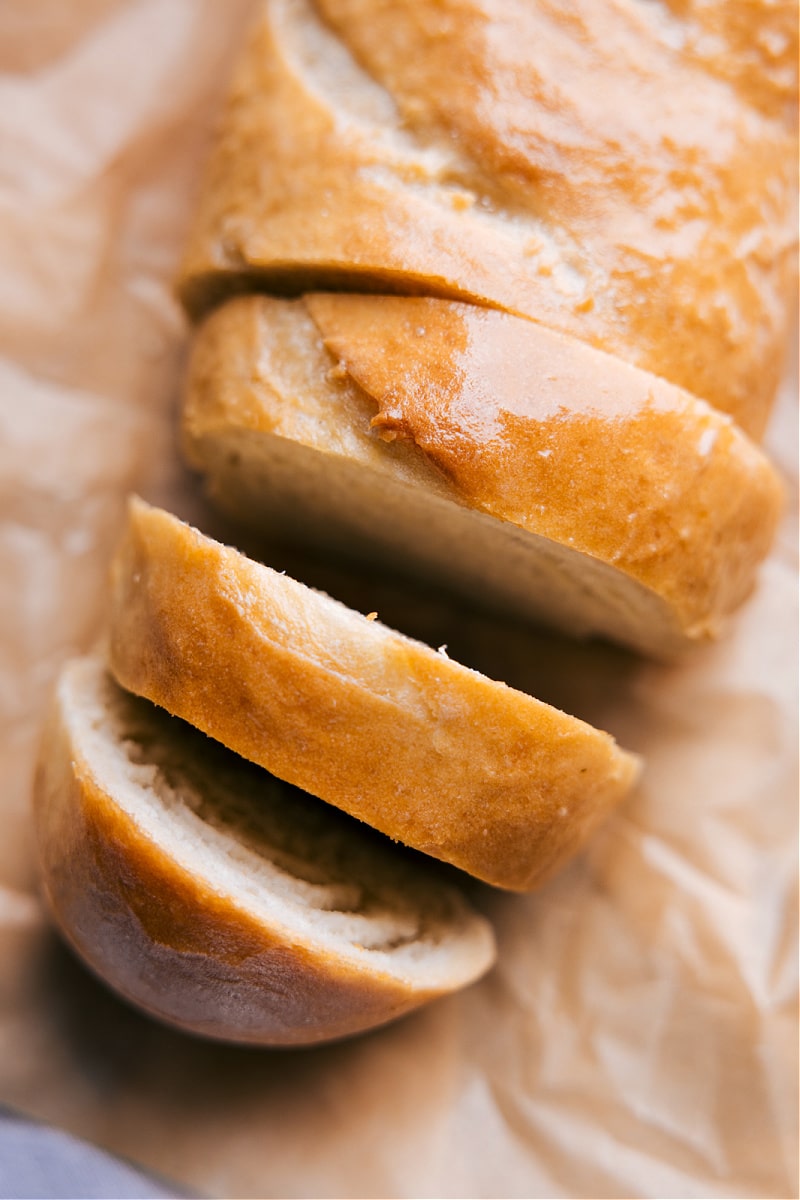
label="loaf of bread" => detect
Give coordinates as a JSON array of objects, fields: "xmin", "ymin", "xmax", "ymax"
[
  {"xmin": 107, "ymin": 499, "xmax": 640, "ymax": 892},
  {"xmin": 34, "ymin": 657, "xmax": 496, "ymax": 1045},
  {"xmin": 177, "ymin": 0, "xmax": 797, "ymax": 438},
  {"xmin": 182, "ymin": 293, "xmax": 783, "ymax": 659},
  {"xmin": 34, "ymin": 1, "xmax": 796, "ymax": 1045}
]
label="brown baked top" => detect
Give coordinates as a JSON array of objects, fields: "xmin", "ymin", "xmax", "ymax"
[{"xmin": 178, "ymin": 0, "xmax": 798, "ymax": 437}]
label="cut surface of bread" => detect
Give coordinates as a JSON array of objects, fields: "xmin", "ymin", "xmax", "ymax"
[
  {"xmin": 34, "ymin": 658, "xmax": 496, "ymax": 1045},
  {"xmin": 108, "ymin": 499, "xmax": 640, "ymax": 892},
  {"xmin": 182, "ymin": 294, "xmax": 783, "ymax": 660},
  {"xmin": 177, "ymin": 0, "xmax": 798, "ymax": 436}
]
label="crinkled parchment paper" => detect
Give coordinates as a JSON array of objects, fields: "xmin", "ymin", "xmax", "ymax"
[{"xmin": 0, "ymin": 4, "xmax": 797, "ymax": 1197}]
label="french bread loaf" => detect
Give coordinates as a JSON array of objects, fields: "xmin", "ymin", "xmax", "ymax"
[
  {"xmin": 182, "ymin": 293, "xmax": 783, "ymax": 659},
  {"xmin": 107, "ymin": 499, "xmax": 640, "ymax": 892},
  {"xmin": 35, "ymin": 1, "xmax": 795, "ymax": 1052},
  {"xmin": 34, "ymin": 658, "xmax": 496, "ymax": 1045},
  {"xmin": 177, "ymin": 0, "xmax": 798, "ymax": 437}
]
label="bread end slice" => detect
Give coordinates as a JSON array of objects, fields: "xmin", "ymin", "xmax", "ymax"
[{"xmin": 33, "ymin": 658, "xmax": 496, "ymax": 1046}]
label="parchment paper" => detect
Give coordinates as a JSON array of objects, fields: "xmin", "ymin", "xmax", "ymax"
[{"xmin": 0, "ymin": 4, "xmax": 797, "ymax": 1197}]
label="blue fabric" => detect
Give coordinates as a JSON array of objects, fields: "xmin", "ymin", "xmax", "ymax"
[{"xmin": 0, "ymin": 1107, "xmax": 195, "ymax": 1200}]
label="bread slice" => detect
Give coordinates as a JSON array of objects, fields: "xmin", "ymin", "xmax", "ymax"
[
  {"xmin": 34, "ymin": 657, "xmax": 496, "ymax": 1045},
  {"xmin": 176, "ymin": 0, "xmax": 798, "ymax": 436},
  {"xmin": 181, "ymin": 294, "xmax": 783, "ymax": 660},
  {"xmin": 108, "ymin": 499, "xmax": 640, "ymax": 892}
]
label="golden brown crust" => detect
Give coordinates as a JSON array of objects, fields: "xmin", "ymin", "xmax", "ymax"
[
  {"xmin": 34, "ymin": 665, "xmax": 488, "ymax": 1045},
  {"xmin": 108, "ymin": 500, "xmax": 640, "ymax": 892},
  {"xmin": 176, "ymin": 0, "xmax": 798, "ymax": 436},
  {"xmin": 305, "ymin": 294, "xmax": 784, "ymax": 640},
  {"xmin": 182, "ymin": 293, "xmax": 783, "ymax": 654}
]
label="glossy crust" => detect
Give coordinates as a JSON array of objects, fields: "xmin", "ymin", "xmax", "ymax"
[
  {"xmin": 108, "ymin": 500, "xmax": 640, "ymax": 892},
  {"xmin": 182, "ymin": 294, "xmax": 783, "ymax": 657},
  {"xmin": 34, "ymin": 660, "xmax": 496, "ymax": 1045},
  {"xmin": 176, "ymin": 0, "xmax": 798, "ymax": 436}
]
